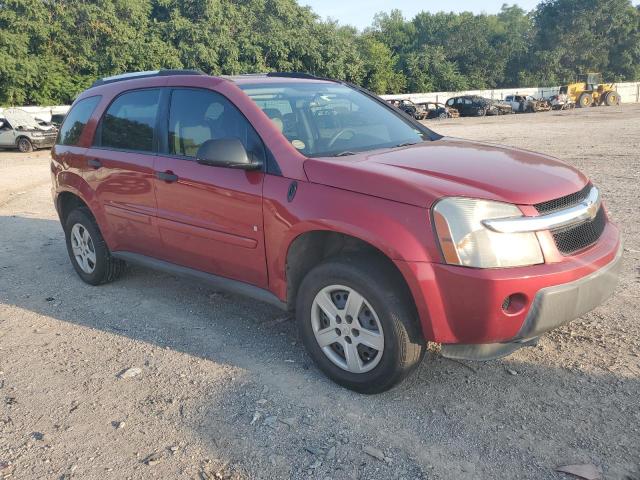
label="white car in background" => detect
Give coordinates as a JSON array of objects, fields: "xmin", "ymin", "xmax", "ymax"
[
  {"xmin": 0, "ymin": 109, "xmax": 58, "ymax": 152},
  {"xmin": 504, "ymin": 94, "xmax": 537, "ymax": 113}
]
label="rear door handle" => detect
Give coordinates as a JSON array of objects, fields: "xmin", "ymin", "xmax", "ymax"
[
  {"xmin": 156, "ymin": 171, "xmax": 179, "ymax": 183},
  {"xmin": 88, "ymin": 158, "xmax": 102, "ymax": 169}
]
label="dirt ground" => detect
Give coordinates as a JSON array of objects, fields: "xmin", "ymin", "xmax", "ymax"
[{"xmin": 0, "ymin": 105, "xmax": 639, "ymax": 480}]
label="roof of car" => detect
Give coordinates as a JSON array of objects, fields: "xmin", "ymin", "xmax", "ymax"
[
  {"xmin": 225, "ymin": 74, "xmax": 336, "ymax": 85},
  {"xmin": 90, "ymin": 70, "xmax": 337, "ymax": 88}
]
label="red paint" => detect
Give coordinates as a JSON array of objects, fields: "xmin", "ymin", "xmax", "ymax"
[
  {"xmin": 304, "ymin": 138, "xmax": 588, "ymax": 207},
  {"xmin": 52, "ymin": 73, "xmax": 621, "ymax": 346}
]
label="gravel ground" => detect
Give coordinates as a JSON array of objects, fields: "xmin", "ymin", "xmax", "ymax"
[{"xmin": 0, "ymin": 105, "xmax": 639, "ymax": 480}]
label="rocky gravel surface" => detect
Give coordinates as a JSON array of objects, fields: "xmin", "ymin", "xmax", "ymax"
[{"xmin": 0, "ymin": 105, "xmax": 639, "ymax": 479}]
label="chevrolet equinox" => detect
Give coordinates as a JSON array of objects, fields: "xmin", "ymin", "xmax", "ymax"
[{"xmin": 51, "ymin": 70, "xmax": 622, "ymax": 393}]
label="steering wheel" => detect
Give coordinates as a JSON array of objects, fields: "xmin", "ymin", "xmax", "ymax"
[{"xmin": 327, "ymin": 128, "xmax": 356, "ymax": 149}]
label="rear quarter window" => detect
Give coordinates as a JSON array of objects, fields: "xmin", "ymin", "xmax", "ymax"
[{"xmin": 57, "ymin": 96, "xmax": 101, "ymax": 146}]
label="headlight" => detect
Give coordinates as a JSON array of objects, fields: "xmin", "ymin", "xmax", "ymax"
[
  {"xmin": 31, "ymin": 131, "xmax": 43, "ymax": 137},
  {"xmin": 432, "ymin": 197, "xmax": 543, "ymax": 268}
]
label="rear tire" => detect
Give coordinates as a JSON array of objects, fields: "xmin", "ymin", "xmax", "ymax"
[
  {"xmin": 64, "ymin": 208, "xmax": 125, "ymax": 285},
  {"xmin": 17, "ymin": 137, "xmax": 33, "ymax": 153},
  {"xmin": 577, "ymin": 92, "xmax": 593, "ymax": 108},
  {"xmin": 296, "ymin": 255, "xmax": 425, "ymax": 394}
]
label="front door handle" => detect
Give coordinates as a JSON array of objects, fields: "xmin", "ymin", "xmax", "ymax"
[
  {"xmin": 88, "ymin": 158, "xmax": 102, "ymax": 169},
  {"xmin": 156, "ymin": 171, "xmax": 179, "ymax": 183}
]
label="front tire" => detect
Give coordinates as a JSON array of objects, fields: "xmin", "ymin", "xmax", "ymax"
[
  {"xmin": 296, "ymin": 255, "xmax": 425, "ymax": 394},
  {"xmin": 604, "ymin": 91, "xmax": 619, "ymax": 106},
  {"xmin": 17, "ymin": 137, "xmax": 33, "ymax": 153},
  {"xmin": 64, "ymin": 208, "xmax": 125, "ymax": 285}
]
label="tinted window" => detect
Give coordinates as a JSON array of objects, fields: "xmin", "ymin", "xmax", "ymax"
[
  {"xmin": 168, "ymin": 88, "xmax": 265, "ymax": 162},
  {"xmin": 57, "ymin": 96, "xmax": 101, "ymax": 146},
  {"xmin": 98, "ymin": 89, "xmax": 160, "ymax": 152}
]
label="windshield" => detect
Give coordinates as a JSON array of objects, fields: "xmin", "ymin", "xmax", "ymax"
[{"xmin": 239, "ymin": 82, "xmax": 428, "ymax": 157}]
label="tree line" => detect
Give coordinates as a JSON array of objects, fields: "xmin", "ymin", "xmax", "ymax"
[{"xmin": 0, "ymin": 0, "xmax": 639, "ymax": 106}]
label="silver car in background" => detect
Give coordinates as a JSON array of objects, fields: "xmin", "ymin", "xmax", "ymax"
[{"xmin": 0, "ymin": 108, "xmax": 57, "ymax": 152}]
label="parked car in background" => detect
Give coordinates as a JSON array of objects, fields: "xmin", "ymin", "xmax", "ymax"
[
  {"xmin": 505, "ymin": 94, "xmax": 535, "ymax": 113},
  {"xmin": 548, "ymin": 93, "xmax": 575, "ymax": 110},
  {"xmin": 52, "ymin": 70, "xmax": 621, "ymax": 393},
  {"xmin": 445, "ymin": 95, "xmax": 512, "ymax": 116},
  {"xmin": 387, "ymin": 99, "xmax": 427, "ymax": 120},
  {"xmin": 504, "ymin": 94, "xmax": 552, "ymax": 113},
  {"xmin": 421, "ymin": 102, "xmax": 459, "ymax": 119},
  {"xmin": 387, "ymin": 99, "xmax": 459, "ymax": 120},
  {"xmin": 0, "ymin": 109, "xmax": 57, "ymax": 152}
]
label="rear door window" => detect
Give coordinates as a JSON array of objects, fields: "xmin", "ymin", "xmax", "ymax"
[
  {"xmin": 96, "ymin": 89, "xmax": 160, "ymax": 152},
  {"xmin": 57, "ymin": 96, "xmax": 101, "ymax": 146}
]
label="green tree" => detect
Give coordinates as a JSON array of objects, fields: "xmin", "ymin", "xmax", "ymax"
[
  {"xmin": 531, "ymin": 0, "xmax": 640, "ymax": 83},
  {"xmin": 0, "ymin": 0, "xmax": 639, "ymax": 105},
  {"xmin": 357, "ymin": 33, "xmax": 405, "ymax": 93}
]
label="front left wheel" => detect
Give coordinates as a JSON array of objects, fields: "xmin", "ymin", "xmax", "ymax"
[
  {"xmin": 17, "ymin": 137, "xmax": 33, "ymax": 153},
  {"xmin": 296, "ymin": 255, "xmax": 425, "ymax": 394},
  {"xmin": 604, "ymin": 91, "xmax": 620, "ymax": 106}
]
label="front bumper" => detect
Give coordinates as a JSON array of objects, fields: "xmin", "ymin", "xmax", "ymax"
[
  {"xmin": 31, "ymin": 136, "xmax": 56, "ymax": 149},
  {"xmin": 516, "ymin": 244, "xmax": 621, "ymax": 339},
  {"xmin": 396, "ymin": 221, "xmax": 621, "ymax": 348},
  {"xmin": 441, "ymin": 243, "xmax": 622, "ymax": 360}
]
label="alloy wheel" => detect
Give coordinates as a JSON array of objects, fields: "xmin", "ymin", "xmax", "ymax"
[
  {"xmin": 18, "ymin": 138, "xmax": 32, "ymax": 153},
  {"xmin": 70, "ymin": 223, "xmax": 97, "ymax": 274}
]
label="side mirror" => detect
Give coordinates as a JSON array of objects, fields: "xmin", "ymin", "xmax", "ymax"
[{"xmin": 195, "ymin": 138, "xmax": 262, "ymax": 170}]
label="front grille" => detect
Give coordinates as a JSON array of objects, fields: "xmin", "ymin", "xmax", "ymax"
[
  {"xmin": 534, "ymin": 183, "xmax": 591, "ymax": 214},
  {"xmin": 534, "ymin": 184, "xmax": 606, "ymax": 255},
  {"xmin": 551, "ymin": 207, "xmax": 606, "ymax": 255}
]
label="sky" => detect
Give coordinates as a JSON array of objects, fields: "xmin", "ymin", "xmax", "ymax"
[{"xmin": 301, "ymin": 1, "xmax": 576, "ymax": 30}]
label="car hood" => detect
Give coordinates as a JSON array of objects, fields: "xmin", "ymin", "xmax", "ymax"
[
  {"xmin": 2, "ymin": 108, "xmax": 50, "ymax": 131},
  {"xmin": 303, "ymin": 138, "xmax": 588, "ymax": 208}
]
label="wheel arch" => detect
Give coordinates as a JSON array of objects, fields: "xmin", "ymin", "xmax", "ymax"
[
  {"xmin": 284, "ymin": 230, "xmax": 421, "ymax": 330},
  {"xmin": 54, "ymin": 182, "xmax": 113, "ymax": 248},
  {"xmin": 56, "ymin": 190, "xmax": 91, "ymax": 224}
]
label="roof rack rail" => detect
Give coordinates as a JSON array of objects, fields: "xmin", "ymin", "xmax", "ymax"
[
  {"xmin": 91, "ymin": 69, "xmax": 205, "ymax": 87},
  {"xmin": 265, "ymin": 72, "xmax": 320, "ymax": 79}
]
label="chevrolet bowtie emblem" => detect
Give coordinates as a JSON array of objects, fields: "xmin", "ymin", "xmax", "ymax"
[
  {"xmin": 584, "ymin": 197, "xmax": 599, "ymax": 219},
  {"xmin": 482, "ymin": 186, "xmax": 602, "ymax": 234}
]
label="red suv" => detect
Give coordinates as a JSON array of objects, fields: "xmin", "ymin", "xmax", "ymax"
[{"xmin": 52, "ymin": 70, "xmax": 621, "ymax": 393}]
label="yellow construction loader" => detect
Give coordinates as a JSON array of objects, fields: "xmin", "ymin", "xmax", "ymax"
[{"xmin": 559, "ymin": 73, "xmax": 620, "ymax": 108}]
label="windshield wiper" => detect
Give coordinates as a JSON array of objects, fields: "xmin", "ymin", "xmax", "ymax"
[
  {"xmin": 334, "ymin": 151, "xmax": 356, "ymax": 157},
  {"xmin": 394, "ymin": 142, "xmax": 419, "ymax": 148}
]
